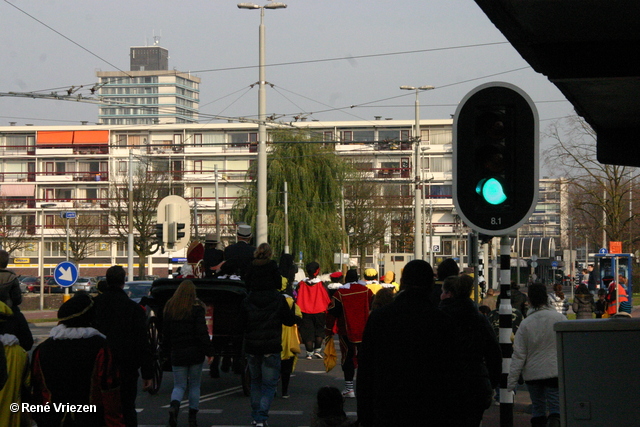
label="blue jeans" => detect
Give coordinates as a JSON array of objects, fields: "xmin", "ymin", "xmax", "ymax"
[
  {"xmin": 171, "ymin": 363, "xmax": 204, "ymax": 410},
  {"xmin": 247, "ymin": 353, "xmax": 281, "ymax": 423},
  {"xmin": 527, "ymin": 382, "xmax": 559, "ymax": 418}
]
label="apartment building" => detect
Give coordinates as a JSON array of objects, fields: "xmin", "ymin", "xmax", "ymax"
[
  {"xmin": 0, "ymin": 119, "xmax": 565, "ymax": 277},
  {"xmin": 96, "ymin": 45, "xmax": 200, "ymax": 125}
]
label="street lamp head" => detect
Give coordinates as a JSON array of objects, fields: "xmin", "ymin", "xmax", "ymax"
[
  {"xmin": 238, "ymin": 3, "xmax": 260, "ymax": 9},
  {"xmin": 264, "ymin": 2, "xmax": 287, "ymax": 9},
  {"xmin": 400, "ymin": 85, "xmax": 435, "ymax": 91},
  {"xmin": 238, "ymin": 2, "xmax": 286, "ymax": 9},
  {"xmin": 41, "ymin": 203, "xmax": 57, "ymax": 208}
]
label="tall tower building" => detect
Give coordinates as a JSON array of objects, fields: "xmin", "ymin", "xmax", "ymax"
[{"xmin": 97, "ymin": 44, "xmax": 200, "ymax": 125}]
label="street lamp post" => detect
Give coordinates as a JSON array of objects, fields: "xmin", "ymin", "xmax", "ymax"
[
  {"xmin": 400, "ymin": 85, "xmax": 434, "ymax": 261},
  {"xmin": 39, "ymin": 203, "xmax": 56, "ymax": 310},
  {"xmin": 238, "ymin": 2, "xmax": 287, "ymax": 246}
]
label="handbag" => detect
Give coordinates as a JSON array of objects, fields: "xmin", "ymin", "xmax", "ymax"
[{"xmin": 323, "ymin": 335, "xmax": 337, "ymax": 372}]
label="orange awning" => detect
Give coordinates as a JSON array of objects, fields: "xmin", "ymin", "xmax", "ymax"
[
  {"xmin": 73, "ymin": 130, "xmax": 109, "ymax": 145},
  {"xmin": 37, "ymin": 131, "xmax": 74, "ymax": 145},
  {"xmin": 37, "ymin": 130, "xmax": 109, "ymax": 145}
]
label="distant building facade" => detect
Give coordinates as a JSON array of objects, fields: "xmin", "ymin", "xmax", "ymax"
[
  {"xmin": 0, "ymin": 119, "xmax": 566, "ymax": 277},
  {"xmin": 97, "ymin": 46, "xmax": 200, "ymax": 125}
]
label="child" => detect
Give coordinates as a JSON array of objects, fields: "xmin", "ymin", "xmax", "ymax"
[
  {"xmin": 310, "ymin": 386, "xmax": 354, "ymax": 427},
  {"xmin": 594, "ymin": 288, "xmax": 607, "ymax": 318}
]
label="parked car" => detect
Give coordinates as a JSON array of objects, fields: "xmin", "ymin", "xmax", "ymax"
[
  {"xmin": 123, "ymin": 281, "xmax": 153, "ymax": 304},
  {"xmin": 72, "ymin": 277, "xmax": 97, "ymax": 293},
  {"xmin": 29, "ymin": 276, "xmax": 68, "ymax": 294},
  {"xmin": 18, "ymin": 276, "xmax": 39, "ymax": 294},
  {"xmin": 47, "ymin": 276, "xmax": 69, "ymax": 293}
]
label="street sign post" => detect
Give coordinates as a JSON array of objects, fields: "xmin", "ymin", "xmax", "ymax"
[{"xmin": 54, "ymin": 261, "xmax": 79, "ymax": 288}]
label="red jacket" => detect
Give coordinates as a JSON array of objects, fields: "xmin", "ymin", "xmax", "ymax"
[{"xmin": 296, "ymin": 279, "xmax": 330, "ymax": 314}]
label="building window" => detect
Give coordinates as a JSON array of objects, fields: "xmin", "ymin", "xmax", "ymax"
[{"xmin": 429, "ymin": 156, "xmax": 452, "ymax": 173}]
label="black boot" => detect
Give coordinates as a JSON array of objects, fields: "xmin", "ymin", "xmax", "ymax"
[
  {"xmin": 168, "ymin": 400, "xmax": 180, "ymax": 427},
  {"xmin": 531, "ymin": 415, "xmax": 547, "ymax": 427},
  {"xmin": 189, "ymin": 408, "xmax": 199, "ymax": 427},
  {"xmin": 547, "ymin": 413, "xmax": 560, "ymax": 427}
]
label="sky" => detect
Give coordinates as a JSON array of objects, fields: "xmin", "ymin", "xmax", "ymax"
[{"xmin": 1, "ymin": 0, "xmax": 574, "ymax": 167}]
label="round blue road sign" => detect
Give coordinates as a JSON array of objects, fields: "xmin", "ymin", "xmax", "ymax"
[{"xmin": 54, "ymin": 261, "xmax": 79, "ymax": 287}]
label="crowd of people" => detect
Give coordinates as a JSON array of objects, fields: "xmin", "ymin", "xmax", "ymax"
[{"xmin": 1, "ymin": 228, "xmax": 636, "ymax": 427}]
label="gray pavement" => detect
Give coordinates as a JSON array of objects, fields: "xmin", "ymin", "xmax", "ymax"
[{"xmin": 23, "ymin": 303, "xmax": 640, "ymax": 426}]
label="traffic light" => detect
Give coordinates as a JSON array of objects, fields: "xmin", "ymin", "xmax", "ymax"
[
  {"xmin": 167, "ymin": 222, "xmax": 187, "ymax": 249},
  {"xmin": 155, "ymin": 223, "xmax": 167, "ymax": 246},
  {"xmin": 176, "ymin": 222, "xmax": 186, "ymax": 240},
  {"xmin": 167, "ymin": 222, "xmax": 177, "ymax": 246},
  {"xmin": 453, "ymin": 82, "xmax": 539, "ymax": 235}
]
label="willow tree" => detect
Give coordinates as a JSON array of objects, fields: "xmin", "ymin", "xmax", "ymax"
[
  {"xmin": 544, "ymin": 116, "xmax": 638, "ymax": 251},
  {"xmin": 233, "ymin": 128, "xmax": 351, "ymax": 271}
]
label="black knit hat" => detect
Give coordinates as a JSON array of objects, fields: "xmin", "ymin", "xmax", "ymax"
[
  {"xmin": 345, "ymin": 269, "xmax": 359, "ymax": 283},
  {"xmin": 57, "ymin": 292, "xmax": 95, "ymax": 327},
  {"xmin": 305, "ymin": 262, "xmax": 320, "ymax": 278}
]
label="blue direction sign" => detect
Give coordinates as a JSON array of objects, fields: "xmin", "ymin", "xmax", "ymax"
[
  {"xmin": 551, "ymin": 261, "xmax": 558, "ymax": 269},
  {"xmin": 599, "ymin": 247, "xmax": 609, "ymax": 254},
  {"xmin": 60, "ymin": 212, "xmax": 77, "ymax": 219},
  {"xmin": 54, "ymin": 261, "xmax": 79, "ymax": 287}
]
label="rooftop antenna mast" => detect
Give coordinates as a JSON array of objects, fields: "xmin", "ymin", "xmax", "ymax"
[{"xmin": 153, "ymin": 29, "xmax": 162, "ymax": 46}]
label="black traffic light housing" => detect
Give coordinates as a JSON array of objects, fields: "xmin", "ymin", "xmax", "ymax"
[
  {"xmin": 453, "ymin": 82, "xmax": 538, "ymax": 235},
  {"xmin": 155, "ymin": 223, "xmax": 166, "ymax": 244},
  {"xmin": 176, "ymin": 222, "xmax": 186, "ymax": 240}
]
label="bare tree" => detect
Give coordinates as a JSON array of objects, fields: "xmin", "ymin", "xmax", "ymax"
[
  {"xmin": 54, "ymin": 214, "xmax": 103, "ymax": 263},
  {"xmin": 0, "ymin": 197, "xmax": 33, "ymax": 255},
  {"xmin": 344, "ymin": 171, "xmax": 393, "ymax": 271},
  {"xmin": 108, "ymin": 158, "xmax": 167, "ymax": 277},
  {"xmin": 544, "ymin": 116, "xmax": 637, "ymax": 252}
]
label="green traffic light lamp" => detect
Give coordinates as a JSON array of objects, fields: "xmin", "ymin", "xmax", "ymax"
[{"xmin": 476, "ymin": 177, "xmax": 507, "ymax": 205}]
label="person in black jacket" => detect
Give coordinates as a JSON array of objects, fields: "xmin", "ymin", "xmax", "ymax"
[
  {"xmin": 439, "ymin": 274, "xmax": 502, "ymax": 426},
  {"xmin": 202, "ymin": 234, "xmax": 224, "ymax": 278},
  {"xmin": 357, "ymin": 260, "xmax": 463, "ymax": 427},
  {"xmin": 241, "ymin": 243, "xmax": 299, "ymax": 427},
  {"xmin": 162, "ymin": 280, "xmax": 213, "ymax": 427},
  {"xmin": 510, "ymin": 281, "xmax": 530, "ymax": 317},
  {"xmin": 93, "ymin": 265, "xmax": 153, "ymax": 427},
  {"xmin": 31, "ymin": 293, "xmax": 123, "ymax": 427},
  {"xmin": 431, "ymin": 258, "xmax": 459, "ymax": 306},
  {"xmin": 223, "ymin": 224, "xmax": 256, "ymax": 278}
]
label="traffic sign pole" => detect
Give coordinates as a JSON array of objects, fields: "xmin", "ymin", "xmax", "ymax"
[
  {"xmin": 498, "ymin": 235, "xmax": 514, "ymax": 427},
  {"xmin": 54, "ymin": 261, "xmax": 78, "ymax": 303},
  {"xmin": 59, "ymin": 212, "xmax": 77, "ymax": 302},
  {"xmin": 65, "ymin": 217, "xmax": 70, "ymax": 301}
]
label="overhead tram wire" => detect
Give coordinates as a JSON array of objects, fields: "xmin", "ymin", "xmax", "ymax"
[
  {"xmin": 3, "ymin": 0, "xmax": 133, "ymax": 79},
  {"xmin": 190, "ymin": 41, "xmax": 512, "ymax": 74}
]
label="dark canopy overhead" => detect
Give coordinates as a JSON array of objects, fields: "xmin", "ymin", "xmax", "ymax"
[{"xmin": 474, "ymin": 0, "xmax": 640, "ymax": 166}]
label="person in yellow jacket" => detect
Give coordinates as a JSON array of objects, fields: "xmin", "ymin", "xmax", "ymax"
[
  {"xmin": 364, "ymin": 269, "xmax": 383, "ymax": 295},
  {"xmin": 279, "ymin": 269, "xmax": 302, "ymax": 399},
  {"xmin": 0, "ymin": 301, "xmax": 30, "ymax": 427},
  {"xmin": 381, "ymin": 270, "xmax": 399, "ymax": 292}
]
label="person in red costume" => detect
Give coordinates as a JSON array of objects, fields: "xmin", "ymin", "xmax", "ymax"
[
  {"xmin": 327, "ymin": 268, "xmax": 374, "ymax": 398},
  {"xmin": 296, "ymin": 262, "xmax": 330, "ymax": 359}
]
